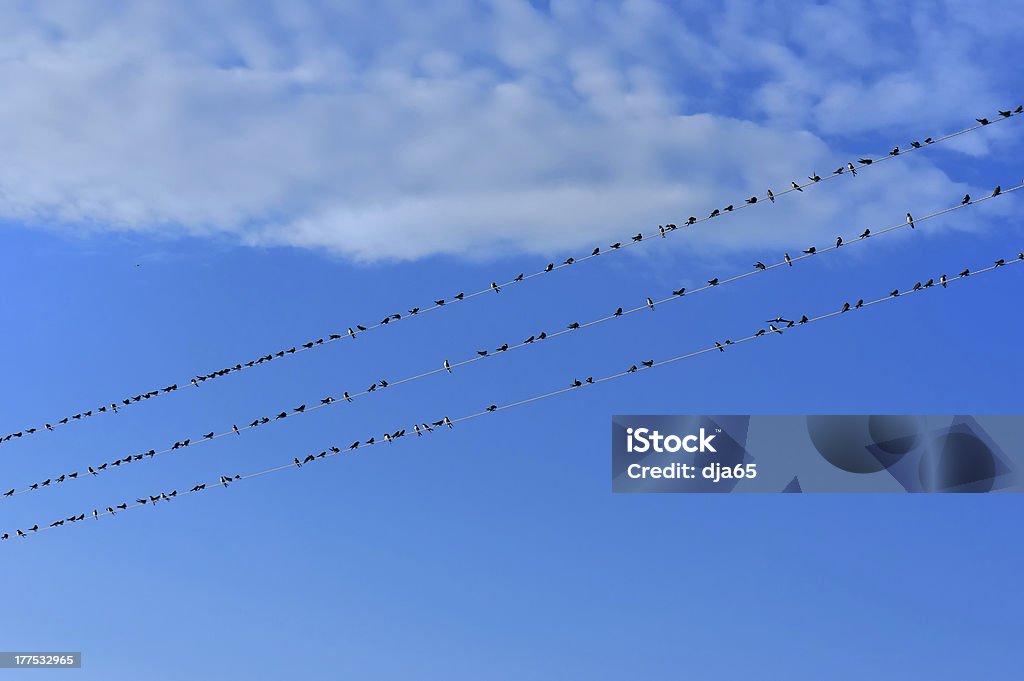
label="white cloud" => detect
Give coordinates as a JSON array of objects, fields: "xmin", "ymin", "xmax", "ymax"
[{"xmin": 0, "ymin": 0, "xmax": 1020, "ymax": 262}]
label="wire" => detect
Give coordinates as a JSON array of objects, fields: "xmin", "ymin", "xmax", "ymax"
[
  {"xmin": 5, "ymin": 251, "xmax": 1019, "ymax": 541},
  {"xmin": 5, "ymin": 185, "xmax": 1020, "ymax": 498},
  {"xmin": 3, "ymin": 106, "xmax": 1019, "ymax": 448}
]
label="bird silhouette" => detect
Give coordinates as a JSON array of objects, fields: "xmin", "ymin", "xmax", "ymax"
[
  {"xmin": 784, "ymin": 253, "xmax": 793, "ymax": 266},
  {"xmin": 715, "ymin": 342, "xmax": 725, "ymax": 352},
  {"xmin": 799, "ymin": 315, "xmax": 809, "ymax": 324},
  {"xmin": 491, "ymin": 281, "xmax": 501, "ymax": 293},
  {"xmin": 906, "ymin": 213, "xmax": 914, "ymax": 229},
  {"xmin": 641, "ymin": 360, "xmax": 654, "ymax": 368},
  {"xmin": 632, "ymin": 233, "xmax": 643, "ymax": 242},
  {"xmin": 486, "ymin": 405, "xmax": 498, "ymax": 412},
  {"xmin": 999, "ymin": 110, "xmax": 1012, "ymax": 118},
  {"xmin": 962, "ymin": 194, "xmax": 970, "ymax": 205},
  {"xmin": 859, "ymin": 228, "xmax": 870, "ymax": 239},
  {"xmin": 847, "ymin": 162, "xmax": 857, "ymax": 176},
  {"xmin": 708, "ymin": 278, "xmax": 719, "ymax": 286},
  {"xmin": 567, "ymin": 322, "xmax": 581, "ymax": 330},
  {"xmin": 746, "ymin": 196, "xmax": 757, "ymax": 204},
  {"xmin": 754, "ymin": 262, "xmax": 766, "ymax": 270},
  {"xmin": 858, "ymin": 158, "xmax": 873, "ymax": 165},
  {"xmin": 809, "ymin": 173, "xmax": 821, "ymax": 182},
  {"xmin": 960, "ymin": 268, "xmax": 970, "ymax": 277},
  {"xmin": 591, "ymin": 248, "xmax": 600, "ymax": 256},
  {"xmin": 835, "ymin": 236, "xmax": 843, "ymax": 248},
  {"xmin": 992, "ymin": 185, "xmax": 1001, "ymax": 196},
  {"xmin": 977, "ymin": 117, "xmax": 990, "ymax": 125},
  {"xmin": 672, "ymin": 287, "xmax": 686, "ymax": 296},
  {"xmin": 709, "ymin": 209, "xmax": 720, "ymax": 218},
  {"xmin": 889, "ymin": 147, "xmax": 899, "ymax": 156},
  {"xmin": 803, "ymin": 247, "xmax": 816, "ymax": 255},
  {"xmin": 841, "ymin": 302, "xmax": 850, "ymax": 313},
  {"xmin": 646, "ymin": 297, "xmax": 655, "ymax": 310},
  {"xmin": 767, "ymin": 189, "xmax": 775, "ymax": 203},
  {"xmin": 614, "ymin": 307, "xmax": 623, "ymax": 317},
  {"xmin": 444, "ymin": 360, "xmax": 452, "ymax": 373},
  {"xmin": 791, "ymin": 181, "xmax": 803, "ymax": 192}
]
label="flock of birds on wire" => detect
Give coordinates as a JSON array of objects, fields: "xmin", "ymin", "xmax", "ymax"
[{"xmin": 2, "ymin": 104, "xmax": 1023, "ymax": 540}]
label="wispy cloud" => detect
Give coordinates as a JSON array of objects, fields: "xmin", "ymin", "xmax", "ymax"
[{"xmin": 0, "ymin": 0, "xmax": 1020, "ymax": 261}]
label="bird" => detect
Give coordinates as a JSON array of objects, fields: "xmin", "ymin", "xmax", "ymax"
[
  {"xmin": 803, "ymin": 246, "xmax": 816, "ymax": 255},
  {"xmin": 571, "ymin": 379, "xmax": 583, "ymax": 388},
  {"xmin": 791, "ymin": 181, "xmax": 803, "ymax": 192},
  {"xmin": 906, "ymin": 213, "xmax": 914, "ymax": 229},
  {"xmin": 723, "ymin": 204, "xmax": 734, "ymax": 212},
  {"xmin": 799, "ymin": 315, "xmax": 809, "ymax": 324},
  {"xmin": 646, "ymin": 297, "xmax": 655, "ymax": 311},
  {"xmin": 709, "ymin": 208, "xmax": 720, "ymax": 218},
  {"xmin": 486, "ymin": 405, "xmax": 497, "ymax": 412},
  {"xmin": 453, "ymin": 293, "xmax": 465, "ymax": 301},
  {"xmin": 784, "ymin": 253, "xmax": 793, "ymax": 267},
  {"xmin": 847, "ymin": 162, "xmax": 857, "ymax": 176},
  {"xmin": 641, "ymin": 360, "xmax": 654, "ymax": 368},
  {"xmin": 414, "ymin": 425, "xmax": 422, "ymax": 437},
  {"xmin": 858, "ymin": 158, "xmax": 873, "ymax": 165},
  {"xmin": 512, "ymin": 274, "xmax": 524, "ymax": 283},
  {"xmin": 835, "ymin": 236, "xmax": 843, "ymax": 248},
  {"xmin": 614, "ymin": 307, "xmax": 623, "ymax": 317},
  {"xmin": 995, "ymin": 259, "xmax": 1006, "ymax": 267},
  {"xmin": 808, "ymin": 173, "xmax": 821, "ymax": 182},
  {"xmin": 1016, "ymin": 106, "xmax": 1024, "ymax": 114},
  {"xmin": 632, "ymin": 233, "xmax": 643, "ymax": 242},
  {"xmin": 977, "ymin": 117, "xmax": 990, "ymax": 125},
  {"xmin": 294, "ymin": 457, "xmax": 302, "ymax": 468},
  {"xmin": 746, "ymin": 196, "xmax": 757, "ymax": 204},
  {"xmin": 767, "ymin": 189, "xmax": 775, "ymax": 203},
  {"xmin": 444, "ymin": 360, "xmax": 452, "ymax": 373},
  {"xmin": 841, "ymin": 302, "xmax": 851, "ymax": 312},
  {"xmin": 610, "ymin": 242, "xmax": 622, "ymax": 249},
  {"xmin": 923, "ymin": 279, "xmax": 934, "ymax": 288},
  {"xmin": 960, "ymin": 268, "xmax": 970, "ymax": 277},
  {"xmin": 524, "ymin": 335, "xmax": 536, "ymax": 344},
  {"xmin": 3, "ymin": 489, "xmax": 12, "ymax": 497},
  {"xmin": 591, "ymin": 247, "xmax": 600, "ymax": 256},
  {"xmin": 496, "ymin": 344, "xmax": 508, "ymax": 352},
  {"xmin": 999, "ymin": 109, "xmax": 1012, "ymax": 118},
  {"xmin": 755, "ymin": 329, "xmax": 767, "ymax": 337},
  {"xmin": 855, "ymin": 299, "xmax": 864, "ymax": 308},
  {"xmin": 890, "ymin": 289, "xmax": 900, "ymax": 297},
  {"xmin": 754, "ymin": 261, "xmax": 766, "ymax": 270},
  {"xmin": 627, "ymin": 365, "xmax": 638, "ymax": 373},
  {"xmin": 889, "ymin": 147, "xmax": 899, "ymax": 156},
  {"xmin": 348, "ymin": 327, "xmax": 357, "ymax": 339},
  {"xmin": 859, "ymin": 228, "xmax": 871, "ymax": 239},
  {"xmin": 992, "ymin": 185, "xmax": 1001, "ymax": 196},
  {"xmin": 911, "ymin": 141, "xmax": 922, "ymax": 148},
  {"xmin": 769, "ymin": 324, "xmax": 783, "ymax": 335},
  {"xmin": 715, "ymin": 342, "xmax": 725, "ymax": 352},
  {"xmin": 344, "ymin": 392, "xmax": 352, "ymax": 402},
  {"xmin": 544, "ymin": 263, "xmax": 554, "ymax": 272},
  {"xmin": 477, "ymin": 350, "xmax": 488, "ymax": 357},
  {"xmin": 567, "ymin": 322, "xmax": 580, "ymax": 330},
  {"xmin": 672, "ymin": 287, "xmax": 686, "ymax": 296},
  {"xmin": 913, "ymin": 282, "xmax": 923, "ymax": 291},
  {"xmin": 444, "ymin": 417, "xmax": 453, "ymax": 429},
  {"xmin": 491, "ymin": 281, "xmax": 501, "ymax": 293},
  {"xmin": 708, "ymin": 278, "xmax": 719, "ymax": 286},
  {"xmin": 659, "ymin": 225, "xmax": 667, "ymax": 237},
  {"xmin": 962, "ymin": 194, "xmax": 970, "ymax": 205}
]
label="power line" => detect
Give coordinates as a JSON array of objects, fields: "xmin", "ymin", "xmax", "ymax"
[
  {"xmin": 3, "ymin": 106, "xmax": 1019, "ymax": 448},
  {"xmin": 5, "ymin": 251, "xmax": 1019, "ymax": 541},
  {"xmin": 5, "ymin": 184, "xmax": 1019, "ymax": 498}
]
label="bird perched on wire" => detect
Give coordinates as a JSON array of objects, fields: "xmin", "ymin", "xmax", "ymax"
[
  {"xmin": 835, "ymin": 236, "xmax": 843, "ymax": 248},
  {"xmin": 847, "ymin": 162, "xmax": 857, "ymax": 176},
  {"xmin": 767, "ymin": 189, "xmax": 775, "ymax": 203},
  {"xmin": 754, "ymin": 261, "xmax": 766, "ymax": 270},
  {"xmin": 646, "ymin": 297, "xmax": 655, "ymax": 311},
  {"xmin": 784, "ymin": 253, "xmax": 793, "ymax": 267},
  {"xmin": 444, "ymin": 360, "xmax": 451, "ymax": 373},
  {"xmin": 791, "ymin": 181, "xmax": 803, "ymax": 192},
  {"xmin": 803, "ymin": 247, "xmax": 816, "ymax": 255},
  {"xmin": 962, "ymin": 194, "xmax": 970, "ymax": 205},
  {"xmin": 906, "ymin": 213, "xmax": 915, "ymax": 229}
]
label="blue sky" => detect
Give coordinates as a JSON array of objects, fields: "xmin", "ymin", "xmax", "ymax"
[{"xmin": 1, "ymin": 1, "xmax": 1023, "ymax": 679}]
